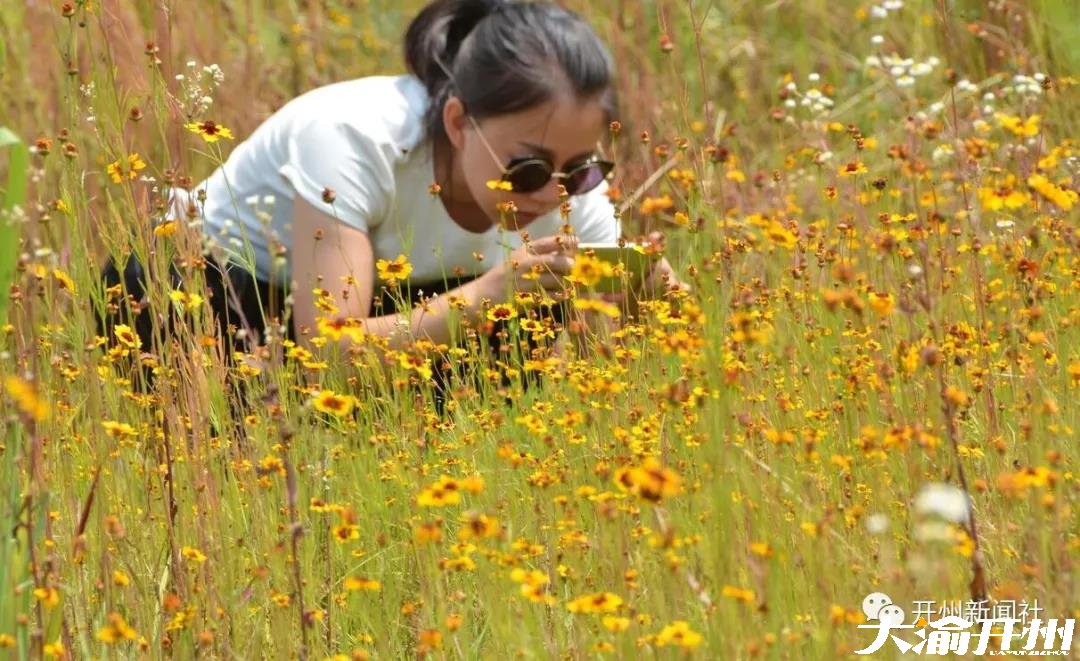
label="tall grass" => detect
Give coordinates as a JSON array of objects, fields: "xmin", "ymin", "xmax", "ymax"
[{"xmin": 0, "ymin": 0, "xmax": 1077, "ymax": 658}]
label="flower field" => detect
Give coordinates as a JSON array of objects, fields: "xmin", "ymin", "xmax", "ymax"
[{"xmin": 1, "ymin": 0, "xmax": 1078, "ymax": 657}]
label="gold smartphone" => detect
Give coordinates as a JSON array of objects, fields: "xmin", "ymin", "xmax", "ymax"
[{"xmin": 575, "ymin": 243, "xmax": 660, "ymax": 293}]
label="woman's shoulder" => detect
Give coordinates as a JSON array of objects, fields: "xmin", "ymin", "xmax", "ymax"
[{"xmin": 280, "ymin": 74, "xmax": 430, "ymax": 152}]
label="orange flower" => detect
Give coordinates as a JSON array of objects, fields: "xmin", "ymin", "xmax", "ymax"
[
  {"xmin": 486, "ymin": 303, "xmax": 518, "ymax": 322},
  {"xmin": 837, "ymin": 161, "xmax": 867, "ymax": 177}
]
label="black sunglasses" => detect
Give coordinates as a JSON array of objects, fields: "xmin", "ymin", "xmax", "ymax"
[{"xmin": 500, "ymin": 155, "xmax": 615, "ymax": 196}]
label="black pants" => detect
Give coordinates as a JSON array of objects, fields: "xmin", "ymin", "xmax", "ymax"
[
  {"xmin": 96, "ymin": 254, "xmax": 562, "ymax": 412},
  {"xmin": 96, "ymin": 254, "xmax": 292, "ymax": 361}
]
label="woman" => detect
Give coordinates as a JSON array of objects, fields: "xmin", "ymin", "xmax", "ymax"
[{"xmin": 99, "ymin": 0, "xmax": 681, "ymax": 366}]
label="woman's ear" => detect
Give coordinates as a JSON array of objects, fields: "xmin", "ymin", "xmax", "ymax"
[{"xmin": 442, "ymin": 95, "xmax": 468, "ymax": 150}]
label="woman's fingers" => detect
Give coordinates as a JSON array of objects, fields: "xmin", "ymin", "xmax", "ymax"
[
  {"xmin": 531, "ymin": 253, "xmax": 574, "ymax": 275},
  {"xmin": 527, "ymin": 234, "xmax": 577, "ymax": 255}
]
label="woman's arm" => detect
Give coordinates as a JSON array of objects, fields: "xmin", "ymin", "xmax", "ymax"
[{"xmin": 291, "ymin": 197, "xmax": 575, "ymax": 351}]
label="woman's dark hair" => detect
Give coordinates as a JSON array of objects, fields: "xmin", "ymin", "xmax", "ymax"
[{"xmin": 404, "ymin": 0, "xmax": 618, "ymax": 143}]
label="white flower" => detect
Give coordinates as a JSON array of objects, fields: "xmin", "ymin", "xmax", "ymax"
[
  {"xmin": 808, "ymin": 72, "xmax": 820, "ymax": 82},
  {"xmin": 911, "ymin": 62, "xmax": 933, "ymax": 76},
  {"xmin": 866, "ymin": 55, "xmax": 882, "ymax": 68},
  {"xmin": 866, "ymin": 514, "xmax": 889, "ymax": 534},
  {"xmin": 784, "ymin": 99, "xmax": 797, "ymax": 108},
  {"xmin": 871, "ymin": 5, "xmax": 888, "ymax": 18},
  {"xmin": 932, "ymin": 144, "xmax": 953, "ymax": 162},
  {"xmin": 915, "ymin": 483, "xmax": 970, "ymax": 523},
  {"xmin": 883, "ymin": 0, "xmax": 904, "ymax": 9},
  {"xmin": 995, "ymin": 219, "xmax": 1015, "ymax": 229},
  {"xmin": 914, "ymin": 520, "xmax": 953, "ymax": 542},
  {"xmin": 871, "ymin": 34, "xmax": 885, "ymax": 45},
  {"xmin": 889, "ymin": 65, "xmax": 907, "ymax": 77},
  {"xmin": 956, "ymin": 79, "xmax": 976, "ymax": 93},
  {"xmin": 896, "ymin": 75, "xmax": 915, "ymax": 88}
]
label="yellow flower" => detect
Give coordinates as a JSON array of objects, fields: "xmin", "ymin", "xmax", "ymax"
[
  {"xmin": 4, "ymin": 375, "xmax": 50, "ymax": 422},
  {"xmin": 944, "ymin": 386, "xmax": 969, "ymax": 407},
  {"xmin": 376, "ymin": 254, "xmax": 413, "ymax": 283},
  {"xmin": 749, "ymin": 542, "xmax": 773, "ymax": 557},
  {"xmin": 1068, "ymin": 360, "xmax": 1080, "ymax": 387},
  {"xmin": 640, "ymin": 195, "xmax": 674, "ymax": 214},
  {"xmin": 602, "ymin": 616, "xmax": 631, "ymax": 632},
  {"xmin": 567, "ymin": 254, "xmax": 615, "ymax": 287},
  {"xmin": 397, "ymin": 352, "xmax": 434, "ymax": 380},
  {"xmin": 344, "ymin": 576, "xmax": 382, "ymax": 591},
  {"xmin": 485, "ymin": 179, "xmax": 514, "ymax": 191},
  {"xmin": 154, "ymin": 220, "xmax": 179, "ymax": 237},
  {"xmin": 566, "ymin": 592, "xmax": 624, "ymax": 614},
  {"xmin": 317, "ymin": 316, "xmax": 365, "ymax": 343},
  {"xmin": 181, "ymin": 546, "xmax": 207, "ymax": 564},
  {"xmin": 102, "ymin": 420, "xmax": 138, "ymax": 438},
  {"xmin": 416, "ymin": 476, "xmax": 463, "ymax": 507},
  {"xmin": 33, "ymin": 587, "xmax": 60, "ymax": 608},
  {"xmin": 169, "ymin": 289, "xmax": 205, "ymax": 311},
  {"xmin": 1027, "ymin": 173, "xmax": 1078, "ymax": 211},
  {"xmin": 995, "ymin": 112, "xmax": 1040, "ymax": 137},
  {"xmin": 655, "ymin": 620, "xmax": 703, "ymax": 648},
  {"xmin": 52, "ymin": 269, "xmax": 76, "ymax": 296},
  {"xmin": 96, "ymin": 612, "xmax": 138, "ymax": 644},
  {"xmin": 486, "ymin": 303, "xmax": 518, "ymax": 322},
  {"xmin": 332, "ymin": 523, "xmax": 360, "ymax": 543},
  {"xmin": 763, "ymin": 220, "xmax": 797, "ymax": 249},
  {"xmin": 43, "ymin": 641, "xmax": 65, "ymax": 658},
  {"xmin": 184, "ymin": 120, "xmax": 235, "ymax": 143},
  {"xmin": 106, "ymin": 153, "xmax": 146, "ymax": 183},
  {"xmin": 312, "ymin": 389, "xmax": 356, "ymax": 418},
  {"xmin": 113, "ymin": 323, "xmax": 142, "ymax": 350},
  {"xmin": 838, "ymin": 161, "xmax": 868, "ymax": 177},
  {"xmin": 721, "ymin": 585, "xmax": 756, "ymax": 603},
  {"xmin": 112, "ymin": 570, "xmax": 131, "ymax": 587},
  {"xmin": 868, "ymin": 291, "xmax": 894, "ymax": 315},
  {"xmin": 612, "ymin": 457, "xmax": 682, "ymax": 503}
]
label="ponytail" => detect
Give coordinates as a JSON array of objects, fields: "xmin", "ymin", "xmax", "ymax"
[
  {"xmin": 404, "ymin": 0, "xmax": 506, "ymax": 139},
  {"xmin": 403, "ymin": 0, "xmax": 618, "ymax": 144}
]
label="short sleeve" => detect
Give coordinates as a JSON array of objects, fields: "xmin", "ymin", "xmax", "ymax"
[
  {"xmin": 278, "ymin": 118, "xmax": 394, "ymax": 233},
  {"xmin": 568, "ymin": 180, "xmax": 620, "ymax": 243}
]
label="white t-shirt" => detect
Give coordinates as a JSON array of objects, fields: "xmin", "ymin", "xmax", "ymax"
[{"xmin": 188, "ymin": 74, "xmax": 619, "ymax": 288}]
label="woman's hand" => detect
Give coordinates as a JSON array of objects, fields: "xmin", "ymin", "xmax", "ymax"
[
  {"xmin": 475, "ymin": 234, "xmax": 577, "ymax": 300},
  {"xmin": 640, "ymin": 231, "xmax": 691, "ymax": 298},
  {"xmin": 597, "ymin": 232, "xmax": 689, "ymax": 308}
]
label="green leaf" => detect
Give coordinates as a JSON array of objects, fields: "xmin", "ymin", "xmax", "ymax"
[{"xmin": 0, "ymin": 126, "xmax": 28, "ymax": 326}]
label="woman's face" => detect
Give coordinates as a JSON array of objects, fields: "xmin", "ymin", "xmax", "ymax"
[{"xmin": 443, "ymin": 93, "xmax": 609, "ymax": 230}]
